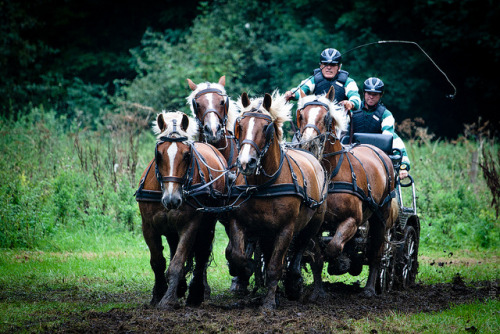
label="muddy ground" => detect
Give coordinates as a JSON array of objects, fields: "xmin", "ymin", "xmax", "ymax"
[{"xmin": 16, "ymin": 275, "xmax": 496, "ymax": 334}]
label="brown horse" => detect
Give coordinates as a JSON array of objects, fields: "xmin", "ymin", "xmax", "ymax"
[
  {"xmin": 226, "ymin": 91, "xmax": 327, "ymax": 309},
  {"xmin": 296, "ymin": 87, "xmax": 397, "ymax": 298},
  {"xmin": 186, "ymin": 76, "xmax": 264, "ymax": 293},
  {"xmin": 136, "ymin": 111, "xmax": 227, "ymax": 308},
  {"xmin": 186, "ymin": 76, "xmax": 239, "ymax": 168}
]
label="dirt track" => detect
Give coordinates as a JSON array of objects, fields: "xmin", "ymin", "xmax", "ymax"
[{"xmin": 30, "ymin": 275, "xmax": 496, "ymax": 334}]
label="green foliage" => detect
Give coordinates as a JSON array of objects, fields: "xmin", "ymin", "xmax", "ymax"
[
  {"xmin": 409, "ymin": 139, "xmax": 499, "ymax": 250},
  {"xmin": 0, "ymin": 107, "xmax": 147, "ymax": 249}
]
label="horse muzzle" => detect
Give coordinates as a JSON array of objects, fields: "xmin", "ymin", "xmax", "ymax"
[
  {"xmin": 161, "ymin": 192, "xmax": 183, "ymax": 211},
  {"xmin": 237, "ymin": 157, "xmax": 257, "ymax": 176},
  {"xmin": 203, "ymin": 123, "xmax": 223, "ymax": 144}
]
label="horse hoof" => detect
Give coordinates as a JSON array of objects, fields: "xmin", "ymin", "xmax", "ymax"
[
  {"xmin": 308, "ymin": 289, "xmax": 327, "ymax": 303},
  {"xmin": 362, "ymin": 288, "xmax": 376, "ymax": 298},
  {"xmin": 230, "ymin": 278, "xmax": 249, "ymax": 296}
]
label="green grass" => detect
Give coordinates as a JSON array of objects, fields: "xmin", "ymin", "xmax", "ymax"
[
  {"xmin": 349, "ymin": 299, "xmax": 500, "ymax": 333},
  {"xmin": 1, "ymin": 223, "xmax": 499, "ymax": 333}
]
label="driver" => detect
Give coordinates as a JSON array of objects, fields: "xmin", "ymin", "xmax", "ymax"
[
  {"xmin": 350, "ymin": 77, "xmax": 411, "ymax": 179},
  {"xmin": 285, "ymin": 48, "xmax": 361, "ymax": 126}
]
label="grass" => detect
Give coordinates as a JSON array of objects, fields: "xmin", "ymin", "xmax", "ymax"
[
  {"xmin": 1, "ymin": 223, "xmax": 499, "ymax": 333},
  {"xmin": 350, "ymin": 299, "xmax": 500, "ymax": 333}
]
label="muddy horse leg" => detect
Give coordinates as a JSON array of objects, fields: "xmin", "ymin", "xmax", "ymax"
[
  {"xmin": 325, "ymin": 217, "xmax": 358, "ymax": 259},
  {"xmin": 158, "ymin": 223, "xmax": 199, "ymax": 309},
  {"xmin": 364, "ymin": 218, "xmax": 385, "ymax": 297},
  {"xmin": 285, "ymin": 216, "xmax": 322, "ymax": 301},
  {"xmin": 143, "ymin": 227, "xmax": 167, "ymax": 306},
  {"xmin": 226, "ymin": 218, "xmax": 254, "ymax": 295},
  {"xmin": 186, "ymin": 218, "xmax": 216, "ymax": 306},
  {"xmin": 262, "ymin": 225, "xmax": 294, "ymax": 310},
  {"xmin": 308, "ymin": 236, "xmax": 327, "ymax": 302}
]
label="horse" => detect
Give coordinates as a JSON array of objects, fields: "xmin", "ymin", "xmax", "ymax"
[
  {"xmin": 186, "ymin": 76, "xmax": 239, "ymax": 168},
  {"xmin": 295, "ymin": 87, "xmax": 397, "ymax": 298},
  {"xmin": 225, "ymin": 91, "xmax": 328, "ymax": 309},
  {"xmin": 186, "ymin": 76, "xmax": 264, "ymax": 293},
  {"xmin": 136, "ymin": 111, "xmax": 228, "ymax": 308}
]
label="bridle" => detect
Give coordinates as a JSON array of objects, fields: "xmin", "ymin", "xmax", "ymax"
[
  {"xmin": 192, "ymin": 86, "xmax": 230, "ymax": 130},
  {"xmin": 154, "ymin": 133, "xmax": 191, "ymax": 193},
  {"xmin": 235, "ymin": 110, "xmax": 276, "ymax": 176},
  {"xmin": 295, "ymin": 100, "xmax": 337, "ymax": 151}
]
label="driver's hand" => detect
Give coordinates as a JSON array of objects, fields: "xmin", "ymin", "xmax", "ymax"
[
  {"xmin": 399, "ymin": 169, "xmax": 409, "ymax": 179},
  {"xmin": 340, "ymin": 100, "xmax": 354, "ymax": 111},
  {"xmin": 285, "ymin": 91, "xmax": 294, "ymax": 101}
]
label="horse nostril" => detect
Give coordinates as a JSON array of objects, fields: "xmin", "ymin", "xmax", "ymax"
[{"xmin": 247, "ymin": 158, "xmax": 257, "ymax": 169}]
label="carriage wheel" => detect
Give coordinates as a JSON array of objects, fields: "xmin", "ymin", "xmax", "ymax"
[
  {"xmin": 375, "ymin": 229, "xmax": 396, "ymax": 295},
  {"xmin": 396, "ymin": 225, "xmax": 419, "ymax": 289}
]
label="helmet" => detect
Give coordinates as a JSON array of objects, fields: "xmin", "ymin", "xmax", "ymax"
[
  {"xmin": 363, "ymin": 77, "xmax": 385, "ymax": 94},
  {"xmin": 320, "ymin": 48, "xmax": 342, "ymax": 64}
]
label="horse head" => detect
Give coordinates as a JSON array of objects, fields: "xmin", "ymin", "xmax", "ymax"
[
  {"xmin": 235, "ymin": 91, "xmax": 291, "ymax": 176},
  {"xmin": 296, "ymin": 87, "xmax": 346, "ymax": 159},
  {"xmin": 153, "ymin": 111, "xmax": 197, "ymax": 210},
  {"xmin": 186, "ymin": 76, "xmax": 237, "ymax": 144}
]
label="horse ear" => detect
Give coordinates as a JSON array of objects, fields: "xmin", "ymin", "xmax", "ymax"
[
  {"xmin": 241, "ymin": 92, "xmax": 251, "ymax": 108},
  {"xmin": 181, "ymin": 114, "xmax": 190, "ymax": 132},
  {"xmin": 263, "ymin": 93, "xmax": 272, "ymax": 111},
  {"xmin": 157, "ymin": 113, "xmax": 166, "ymax": 132},
  {"xmin": 233, "ymin": 120, "xmax": 240, "ymax": 141},
  {"xmin": 326, "ymin": 86, "xmax": 335, "ymax": 101},
  {"xmin": 299, "ymin": 88, "xmax": 306, "ymax": 99},
  {"xmin": 187, "ymin": 78, "xmax": 197, "ymax": 91},
  {"xmin": 218, "ymin": 75, "xmax": 226, "ymax": 87}
]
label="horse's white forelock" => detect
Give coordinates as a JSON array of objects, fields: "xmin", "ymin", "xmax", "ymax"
[
  {"xmin": 237, "ymin": 90, "xmax": 292, "ymax": 142},
  {"xmin": 152, "ymin": 111, "xmax": 199, "ymax": 142},
  {"xmin": 298, "ymin": 93, "xmax": 347, "ymax": 135},
  {"xmin": 185, "ymin": 82, "xmax": 239, "ymax": 132}
]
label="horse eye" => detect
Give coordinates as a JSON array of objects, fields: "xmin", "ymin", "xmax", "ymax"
[
  {"xmin": 183, "ymin": 152, "xmax": 191, "ymax": 161},
  {"xmin": 220, "ymin": 100, "xmax": 225, "ymax": 105}
]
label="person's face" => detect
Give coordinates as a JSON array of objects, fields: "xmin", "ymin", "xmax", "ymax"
[
  {"xmin": 320, "ymin": 63, "xmax": 339, "ymax": 79},
  {"xmin": 364, "ymin": 91, "xmax": 382, "ymax": 107}
]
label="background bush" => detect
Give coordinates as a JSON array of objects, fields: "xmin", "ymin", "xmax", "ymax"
[{"xmin": 0, "ymin": 108, "xmax": 497, "ymax": 251}]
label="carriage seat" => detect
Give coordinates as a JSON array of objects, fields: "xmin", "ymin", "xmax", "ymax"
[{"xmin": 341, "ymin": 133, "xmax": 402, "ymax": 168}]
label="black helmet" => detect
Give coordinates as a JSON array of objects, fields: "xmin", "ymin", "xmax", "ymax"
[
  {"xmin": 320, "ymin": 48, "xmax": 342, "ymax": 64},
  {"xmin": 363, "ymin": 77, "xmax": 385, "ymax": 94}
]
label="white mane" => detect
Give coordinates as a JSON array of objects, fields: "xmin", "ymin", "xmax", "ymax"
[
  {"xmin": 152, "ymin": 111, "xmax": 199, "ymax": 141},
  {"xmin": 237, "ymin": 90, "xmax": 292, "ymax": 142},
  {"xmin": 186, "ymin": 82, "xmax": 239, "ymax": 132},
  {"xmin": 298, "ymin": 93, "xmax": 347, "ymax": 136}
]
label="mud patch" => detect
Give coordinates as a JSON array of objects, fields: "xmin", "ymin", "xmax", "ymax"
[{"xmin": 18, "ymin": 279, "xmax": 499, "ymax": 333}]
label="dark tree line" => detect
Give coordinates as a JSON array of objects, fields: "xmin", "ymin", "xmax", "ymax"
[{"xmin": 1, "ymin": 0, "xmax": 498, "ymax": 137}]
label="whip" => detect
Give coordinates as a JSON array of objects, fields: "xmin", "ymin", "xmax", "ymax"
[{"xmin": 288, "ymin": 40, "xmax": 456, "ymax": 100}]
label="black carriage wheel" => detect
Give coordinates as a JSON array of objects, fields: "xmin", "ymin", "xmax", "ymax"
[
  {"xmin": 375, "ymin": 229, "xmax": 396, "ymax": 295},
  {"xmin": 396, "ymin": 225, "xmax": 419, "ymax": 289}
]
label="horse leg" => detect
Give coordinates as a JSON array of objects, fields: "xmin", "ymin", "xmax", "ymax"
[
  {"xmin": 364, "ymin": 217, "xmax": 385, "ymax": 297},
  {"xmin": 226, "ymin": 218, "xmax": 254, "ymax": 295},
  {"xmin": 308, "ymin": 236, "xmax": 327, "ymax": 302},
  {"xmin": 285, "ymin": 215, "xmax": 322, "ymax": 301},
  {"xmin": 164, "ymin": 232, "xmax": 188, "ymax": 298},
  {"xmin": 158, "ymin": 223, "xmax": 198, "ymax": 309},
  {"xmin": 142, "ymin": 222, "xmax": 167, "ymax": 306},
  {"xmin": 262, "ymin": 225, "xmax": 294, "ymax": 310},
  {"xmin": 186, "ymin": 218, "xmax": 216, "ymax": 306}
]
